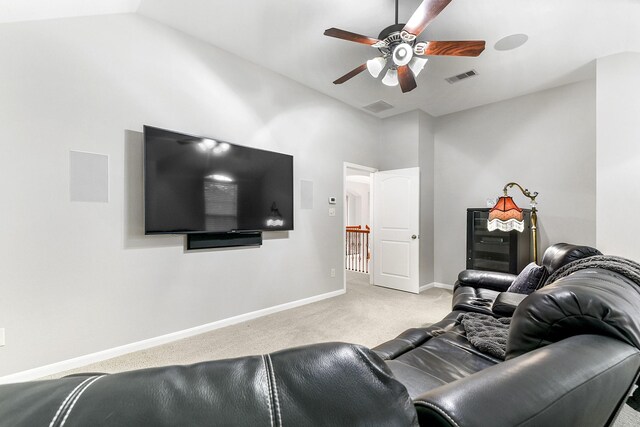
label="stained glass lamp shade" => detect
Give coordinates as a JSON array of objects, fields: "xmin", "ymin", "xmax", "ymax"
[{"xmin": 487, "ymin": 196, "xmax": 524, "ymax": 232}]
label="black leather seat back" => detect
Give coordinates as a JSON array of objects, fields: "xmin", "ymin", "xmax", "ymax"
[
  {"xmin": 0, "ymin": 342, "xmax": 418, "ymax": 427},
  {"xmin": 506, "ymin": 269, "xmax": 640, "ymax": 359},
  {"xmin": 541, "ymin": 242, "xmax": 602, "ymax": 275}
]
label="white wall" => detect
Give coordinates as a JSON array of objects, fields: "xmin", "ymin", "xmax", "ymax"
[
  {"xmin": 378, "ymin": 111, "xmax": 420, "ymax": 171},
  {"xmin": 0, "ymin": 14, "xmax": 381, "ymax": 376},
  {"xmin": 596, "ymin": 52, "xmax": 640, "ymax": 260},
  {"xmin": 379, "ymin": 110, "xmax": 437, "ymax": 287},
  {"xmin": 434, "ymin": 80, "xmax": 597, "ymax": 285},
  {"xmin": 419, "ymin": 112, "xmax": 435, "ymax": 285},
  {"xmin": 345, "ymin": 180, "xmax": 370, "ymax": 227}
]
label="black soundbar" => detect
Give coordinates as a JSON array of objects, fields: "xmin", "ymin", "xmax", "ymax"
[{"xmin": 186, "ymin": 232, "xmax": 262, "ymax": 250}]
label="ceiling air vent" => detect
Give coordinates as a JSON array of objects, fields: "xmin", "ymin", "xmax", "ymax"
[
  {"xmin": 445, "ymin": 69, "xmax": 478, "ymax": 84},
  {"xmin": 362, "ymin": 100, "xmax": 394, "ymax": 113}
]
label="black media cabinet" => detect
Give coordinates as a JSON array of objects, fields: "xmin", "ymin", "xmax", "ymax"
[{"xmin": 466, "ymin": 208, "xmax": 531, "ymax": 274}]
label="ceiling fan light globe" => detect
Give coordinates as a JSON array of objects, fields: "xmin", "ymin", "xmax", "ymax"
[
  {"xmin": 366, "ymin": 57, "xmax": 386, "ymax": 78},
  {"xmin": 409, "ymin": 57, "xmax": 428, "ymax": 77},
  {"xmin": 382, "ymin": 68, "xmax": 399, "ymax": 86},
  {"xmin": 393, "ymin": 43, "xmax": 414, "ymax": 66}
]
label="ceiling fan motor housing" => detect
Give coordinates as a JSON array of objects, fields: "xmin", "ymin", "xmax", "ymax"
[
  {"xmin": 377, "ymin": 23, "xmax": 406, "ymax": 41},
  {"xmin": 377, "ymin": 23, "xmax": 416, "ymax": 68}
]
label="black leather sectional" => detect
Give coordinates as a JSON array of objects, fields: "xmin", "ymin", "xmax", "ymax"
[
  {"xmin": 373, "ymin": 243, "xmax": 640, "ymax": 426},
  {"xmin": 1, "ymin": 244, "xmax": 639, "ymax": 426},
  {"xmin": 0, "ymin": 342, "xmax": 418, "ymax": 426}
]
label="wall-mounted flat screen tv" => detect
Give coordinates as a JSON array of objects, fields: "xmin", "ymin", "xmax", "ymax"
[{"xmin": 144, "ymin": 126, "xmax": 293, "ymax": 234}]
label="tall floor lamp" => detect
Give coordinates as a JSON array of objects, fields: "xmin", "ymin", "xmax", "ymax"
[{"xmin": 487, "ymin": 182, "xmax": 539, "ymax": 263}]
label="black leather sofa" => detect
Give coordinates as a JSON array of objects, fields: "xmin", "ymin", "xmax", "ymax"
[
  {"xmin": 373, "ymin": 243, "xmax": 640, "ymax": 426},
  {"xmin": 0, "ymin": 342, "xmax": 418, "ymax": 426},
  {"xmin": 1, "ymin": 244, "xmax": 639, "ymax": 426},
  {"xmin": 451, "ymin": 242, "xmax": 602, "ymax": 315}
]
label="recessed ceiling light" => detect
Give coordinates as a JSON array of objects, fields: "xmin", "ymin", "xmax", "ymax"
[{"xmin": 494, "ymin": 34, "xmax": 528, "ymax": 51}]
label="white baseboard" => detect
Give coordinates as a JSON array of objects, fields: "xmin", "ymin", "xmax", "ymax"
[
  {"xmin": 0, "ymin": 288, "xmax": 345, "ymax": 385},
  {"xmin": 434, "ymin": 282, "xmax": 454, "ymax": 290},
  {"xmin": 420, "ymin": 282, "xmax": 454, "ymax": 292},
  {"xmin": 419, "ymin": 283, "xmax": 434, "ymax": 292}
]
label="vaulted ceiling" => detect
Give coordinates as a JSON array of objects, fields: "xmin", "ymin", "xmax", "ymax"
[{"xmin": 2, "ymin": 0, "xmax": 640, "ymax": 117}]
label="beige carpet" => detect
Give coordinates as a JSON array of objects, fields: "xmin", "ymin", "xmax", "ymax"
[
  {"xmin": 41, "ymin": 271, "xmax": 639, "ymax": 426},
  {"xmin": 45, "ymin": 271, "xmax": 452, "ymax": 378}
]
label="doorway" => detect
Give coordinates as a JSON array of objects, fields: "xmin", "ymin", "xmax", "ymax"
[
  {"xmin": 343, "ymin": 163, "xmax": 421, "ymax": 294},
  {"xmin": 344, "ymin": 163, "xmax": 376, "ymax": 289},
  {"xmin": 371, "ymin": 167, "xmax": 421, "ymax": 294}
]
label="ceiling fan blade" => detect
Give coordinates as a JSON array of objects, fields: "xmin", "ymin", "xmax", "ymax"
[
  {"xmin": 324, "ymin": 28, "xmax": 381, "ymax": 46},
  {"xmin": 419, "ymin": 40, "xmax": 486, "ymax": 57},
  {"xmin": 333, "ymin": 63, "xmax": 368, "ymax": 85},
  {"xmin": 397, "ymin": 65, "xmax": 417, "ymax": 93},
  {"xmin": 403, "ymin": 0, "xmax": 453, "ymax": 38}
]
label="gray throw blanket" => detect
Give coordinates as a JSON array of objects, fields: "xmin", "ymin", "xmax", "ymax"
[
  {"xmin": 544, "ymin": 255, "xmax": 640, "ymax": 287},
  {"xmin": 457, "ymin": 312, "xmax": 510, "ymax": 360}
]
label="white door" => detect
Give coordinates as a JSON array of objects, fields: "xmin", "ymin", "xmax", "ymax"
[{"xmin": 372, "ymin": 167, "xmax": 420, "ymax": 293}]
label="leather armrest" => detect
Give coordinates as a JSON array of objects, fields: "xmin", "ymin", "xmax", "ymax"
[
  {"xmin": 413, "ymin": 335, "xmax": 640, "ymax": 427},
  {"xmin": 454, "ymin": 270, "xmax": 517, "ymax": 292},
  {"xmin": 491, "ymin": 292, "xmax": 527, "ymax": 317}
]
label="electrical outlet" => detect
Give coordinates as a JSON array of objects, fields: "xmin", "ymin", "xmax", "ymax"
[
  {"xmin": 328, "ymin": 207, "xmax": 336, "ymax": 217},
  {"xmin": 330, "ymin": 268, "xmax": 336, "ymax": 277},
  {"xmin": 0, "ymin": 328, "xmax": 5, "ymax": 347}
]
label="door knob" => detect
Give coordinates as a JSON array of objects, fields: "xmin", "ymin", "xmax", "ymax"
[{"xmin": 411, "ymin": 235, "xmax": 417, "ymax": 240}]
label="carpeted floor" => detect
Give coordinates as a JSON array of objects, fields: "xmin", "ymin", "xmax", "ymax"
[
  {"xmin": 43, "ymin": 271, "xmax": 640, "ymax": 425},
  {"xmin": 44, "ymin": 271, "xmax": 452, "ymax": 378}
]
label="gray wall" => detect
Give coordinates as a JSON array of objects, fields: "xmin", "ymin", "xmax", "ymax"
[
  {"xmin": 379, "ymin": 110, "xmax": 436, "ymax": 287},
  {"xmin": 418, "ymin": 112, "xmax": 435, "ymax": 285},
  {"xmin": 434, "ymin": 80, "xmax": 597, "ymax": 285},
  {"xmin": 345, "ymin": 180, "xmax": 370, "ymax": 227},
  {"xmin": 378, "ymin": 111, "xmax": 420, "ymax": 170},
  {"xmin": 596, "ymin": 52, "xmax": 640, "ymax": 260},
  {"xmin": 0, "ymin": 14, "xmax": 380, "ymax": 376}
]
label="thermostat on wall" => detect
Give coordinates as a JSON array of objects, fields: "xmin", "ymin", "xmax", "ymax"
[{"xmin": 328, "ymin": 197, "xmax": 337, "ymax": 204}]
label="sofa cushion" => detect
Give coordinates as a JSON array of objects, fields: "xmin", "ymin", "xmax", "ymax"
[
  {"xmin": 451, "ymin": 286, "xmax": 499, "ymax": 315},
  {"xmin": 373, "ymin": 312, "xmax": 461, "ymax": 361},
  {"xmin": 383, "ymin": 324, "xmax": 501, "ymax": 398},
  {"xmin": 507, "ymin": 262, "xmax": 548, "ymax": 294},
  {"xmin": 507, "ymin": 268, "xmax": 640, "ymax": 359},
  {"xmin": 491, "ymin": 292, "xmax": 528, "ymax": 317}
]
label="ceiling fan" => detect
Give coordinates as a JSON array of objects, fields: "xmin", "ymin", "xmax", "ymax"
[{"xmin": 324, "ymin": 0, "xmax": 485, "ymax": 93}]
